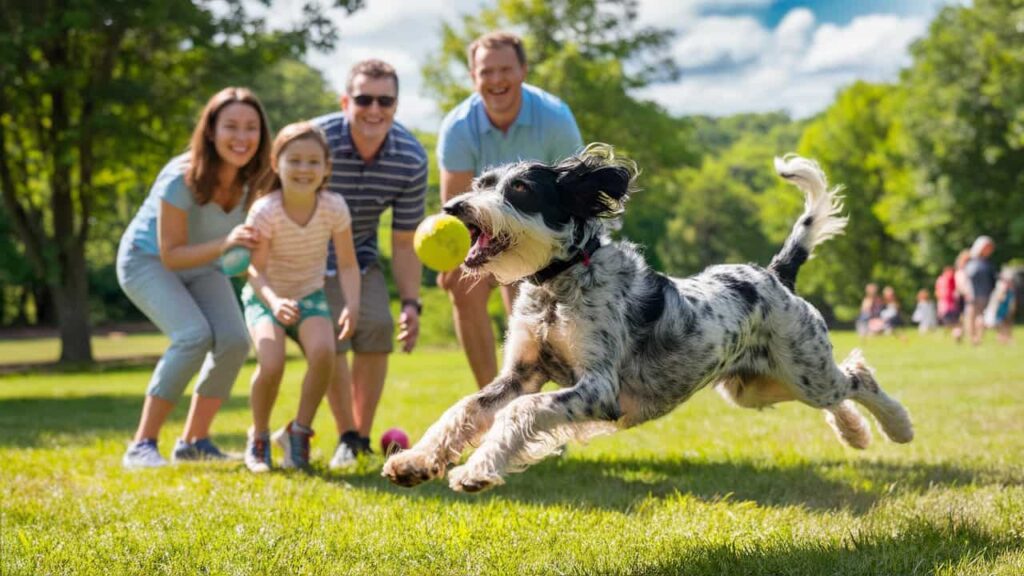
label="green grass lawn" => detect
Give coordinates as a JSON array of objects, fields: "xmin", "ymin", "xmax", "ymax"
[{"xmin": 1, "ymin": 330, "xmax": 1022, "ymax": 575}]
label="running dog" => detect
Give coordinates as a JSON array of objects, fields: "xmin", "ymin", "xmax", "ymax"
[{"xmin": 383, "ymin": 145, "xmax": 913, "ymax": 493}]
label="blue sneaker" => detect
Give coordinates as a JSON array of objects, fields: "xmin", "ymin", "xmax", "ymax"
[
  {"xmin": 122, "ymin": 439, "xmax": 167, "ymax": 469},
  {"xmin": 272, "ymin": 421, "xmax": 314, "ymax": 470},
  {"xmin": 171, "ymin": 437, "xmax": 229, "ymax": 463},
  {"xmin": 244, "ymin": 430, "xmax": 272, "ymax": 474}
]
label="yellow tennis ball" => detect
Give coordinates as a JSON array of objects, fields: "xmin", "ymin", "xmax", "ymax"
[{"xmin": 414, "ymin": 214, "xmax": 471, "ymax": 272}]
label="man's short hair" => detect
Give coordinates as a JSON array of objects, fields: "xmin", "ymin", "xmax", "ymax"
[
  {"xmin": 346, "ymin": 59, "xmax": 399, "ymax": 95},
  {"xmin": 467, "ymin": 31, "xmax": 527, "ymax": 70}
]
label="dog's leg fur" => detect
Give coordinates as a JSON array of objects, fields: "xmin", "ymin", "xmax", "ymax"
[
  {"xmin": 824, "ymin": 400, "xmax": 873, "ymax": 449},
  {"xmin": 382, "ymin": 319, "xmax": 548, "ymax": 487},
  {"xmin": 840, "ymin": 349, "xmax": 914, "ymax": 443},
  {"xmin": 448, "ymin": 374, "xmax": 621, "ymax": 493}
]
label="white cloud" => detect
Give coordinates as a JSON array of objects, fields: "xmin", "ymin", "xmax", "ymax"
[
  {"xmin": 802, "ymin": 14, "xmax": 928, "ymax": 75},
  {"xmin": 672, "ymin": 17, "xmax": 769, "ymax": 69},
  {"xmin": 638, "ymin": 7, "xmax": 929, "ymax": 119}
]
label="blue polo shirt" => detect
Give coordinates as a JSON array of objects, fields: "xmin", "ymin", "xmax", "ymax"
[
  {"xmin": 313, "ymin": 112, "xmax": 428, "ymax": 271},
  {"xmin": 437, "ymin": 84, "xmax": 583, "ymax": 175}
]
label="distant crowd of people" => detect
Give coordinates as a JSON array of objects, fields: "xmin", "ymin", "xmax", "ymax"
[{"xmin": 857, "ymin": 235, "xmax": 1017, "ymax": 344}]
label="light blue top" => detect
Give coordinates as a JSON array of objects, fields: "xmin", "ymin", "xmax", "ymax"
[
  {"xmin": 437, "ymin": 83, "xmax": 583, "ymax": 175},
  {"xmin": 121, "ymin": 154, "xmax": 248, "ymax": 262}
]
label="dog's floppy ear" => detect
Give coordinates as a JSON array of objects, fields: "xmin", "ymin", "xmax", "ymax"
[{"xmin": 555, "ymin": 144, "xmax": 637, "ymax": 220}]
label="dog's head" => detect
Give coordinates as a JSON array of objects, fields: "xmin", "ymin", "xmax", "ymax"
[{"xmin": 443, "ymin": 144, "xmax": 637, "ymax": 284}]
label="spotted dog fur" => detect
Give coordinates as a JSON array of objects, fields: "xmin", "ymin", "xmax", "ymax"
[{"xmin": 383, "ymin": 145, "xmax": 913, "ymax": 493}]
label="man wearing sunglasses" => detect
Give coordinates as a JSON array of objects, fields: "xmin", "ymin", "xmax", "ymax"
[
  {"xmin": 313, "ymin": 59, "xmax": 428, "ymax": 470},
  {"xmin": 436, "ymin": 31, "xmax": 583, "ymax": 390}
]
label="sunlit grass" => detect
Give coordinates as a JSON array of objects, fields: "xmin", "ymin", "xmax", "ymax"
[{"xmin": 1, "ymin": 330, "xmax": 1022, "ymax": 575}]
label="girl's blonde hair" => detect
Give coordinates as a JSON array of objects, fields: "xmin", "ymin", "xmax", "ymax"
[{"xmin": 261, "ymin": 121, "xmax": 332, "ymax": 198}]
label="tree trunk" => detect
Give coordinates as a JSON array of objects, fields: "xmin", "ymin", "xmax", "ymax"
[
  {"xmin": 47, "ymin": 29, "xmax": 94, "ymax": 365},
  {"xmin": 54, "ymin": 243, "xmax": 94, "ymax": 364}
]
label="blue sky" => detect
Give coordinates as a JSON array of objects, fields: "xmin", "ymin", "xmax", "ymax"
[{"xmin": 268, "ymin": 0, "xmax": 957, "ymax": 131}]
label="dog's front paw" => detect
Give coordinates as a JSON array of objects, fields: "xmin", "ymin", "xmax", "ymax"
[
  {"xmin": 448, "ymin": 463, "xmax": 504, "ymax": 493},
  {"xmin": 381, "ymin": 450, "xmax": 446, "ymax": 488}
]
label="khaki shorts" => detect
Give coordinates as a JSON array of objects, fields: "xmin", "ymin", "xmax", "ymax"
[{"xmin": 325, "ymin": 264, "xmax": 394, "ymax": 354}]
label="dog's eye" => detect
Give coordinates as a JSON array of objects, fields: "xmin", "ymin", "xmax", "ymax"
[{"xmin": 512, "ymin": 181, "xmax": 527, "ymax": 193}]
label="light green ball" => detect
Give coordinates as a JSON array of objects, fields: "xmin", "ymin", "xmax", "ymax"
[{"xmin": 414, "ymin": 214, "xmax": 471, "ymax": 272}]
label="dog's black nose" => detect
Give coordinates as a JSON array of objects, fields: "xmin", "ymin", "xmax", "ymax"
[{"xmin": 443, "ymin": 199, "xmax": 464, "ymax": 217}]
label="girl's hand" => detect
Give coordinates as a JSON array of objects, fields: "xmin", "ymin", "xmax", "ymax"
[
  {"xmin": 272, "ymin": 297, "xmax": 300, "ymax": 326},
  {"xmin": 337, "ymin": 306, "xmax": 359, "ymax": 341},
  {"xmin": 224, "ymin": 224, "xmax": 260, "ymax": 252}
]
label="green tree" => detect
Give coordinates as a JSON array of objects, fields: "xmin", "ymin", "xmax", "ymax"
[
  {"xmin": 0, "ymin": 0, "xmax": 361, "ymax": 363},
  {"xmin": 898, "ymin": 0, "xmax": 1024, "ymax": 266}
]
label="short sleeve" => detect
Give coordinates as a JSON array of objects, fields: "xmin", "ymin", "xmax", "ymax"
[
  {"xmin": 329, "ymin": 195, "xmax": 352, "ymax": 234},
  {"xmin": 548, "ymin": 106, "xmax": 584, "ymax": 162},
  {"xmin": 155, "ymin": 168, "xmax": 194, "ymax": 211},
  {"xmin": 437, "ymin": 119, "xmax": 477, "ymax": 173},
  {"xmin": 247, "ymin": 197, "xmax": 274, "ymax": 239}
]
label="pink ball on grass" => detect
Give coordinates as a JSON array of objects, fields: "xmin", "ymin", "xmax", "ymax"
[{"xmin": 380, "ymin": 428, "xmax": 410, "ymax": 454}]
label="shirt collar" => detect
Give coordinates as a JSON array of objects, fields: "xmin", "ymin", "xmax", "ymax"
[
  {"xmin": 339, "ymin": 117, "xmax": 398, "ymax": 161},
  {"xmin": 476, "ymin": 84, "xmax": 534, "ymax": 136}
]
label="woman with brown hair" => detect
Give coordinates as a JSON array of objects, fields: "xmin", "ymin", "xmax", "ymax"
[{"xmin": 116, "ymin": 87, "xmax": 272, "ymax": 468}]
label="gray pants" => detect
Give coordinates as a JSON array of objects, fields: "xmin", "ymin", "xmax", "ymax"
[{"xmin": 116, "ymin": 242, "xmax": 249, "ymax": 401}]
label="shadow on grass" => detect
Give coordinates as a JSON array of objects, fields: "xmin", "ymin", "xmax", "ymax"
[
  {"xmin": 0, "ymin": 394, "xmax": 252, "ymax": 446},
  {"xmin": 633, "ymin": 520, "xmax": 1017, "ymax": 576},
  {"xmin": 333, "ymin": 455, "xmax": 1021, "ymax": 515}
]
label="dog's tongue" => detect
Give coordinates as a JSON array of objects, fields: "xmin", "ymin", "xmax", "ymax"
[{"xmin": 466, "ymin": 231, "xmax": 491, "ymax": 262}]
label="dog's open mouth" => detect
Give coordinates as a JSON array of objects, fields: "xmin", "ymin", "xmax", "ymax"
[{"xmin": 463, "ymin": 222, "xmax": 509, "ymax": 268}]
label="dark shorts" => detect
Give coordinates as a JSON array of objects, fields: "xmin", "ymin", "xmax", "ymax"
[{"xmin": 325, "ymin": 264, "xmax": 394, "ymax": 354}]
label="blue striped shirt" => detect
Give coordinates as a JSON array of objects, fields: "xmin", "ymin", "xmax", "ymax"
[{"xmin": 313, "ymin": 112, "xmax": 428, "ymax": 271}]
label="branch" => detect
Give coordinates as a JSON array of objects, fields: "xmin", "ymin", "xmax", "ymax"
[{"xmin": 0, "ymin": 90, "xmax": 48, "ymax": 279}]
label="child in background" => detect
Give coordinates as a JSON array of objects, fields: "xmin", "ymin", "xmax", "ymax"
[
  {"xmin": 857, "ymin": 283, "xmax": 883, "ymax": 337},
  {"xmin": 242, "ymin": 122, "xmax": 361, "ymax": 472},
  {"xmin": 879, "ymin": 285, "xmax": 902, "ymax": 336},
  {"xmin": 912, "ymin": 289, "xmax": 938, "ymax": 333},
  {"xmin": 984, "ymin": 270, "xmax": 1017, "ymax": 345}
]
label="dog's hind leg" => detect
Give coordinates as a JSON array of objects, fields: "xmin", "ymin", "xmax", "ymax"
[
  {"xmin": 824, "ymin": 400, "xmax": 872, "ymax": 449},
  {"xmin": 447, "ymin": 384, "xmax": 620, "ymax": 493},
  {"xmin": 382, "ymin": 365, "xmax": 546, "ymax": 488},
  {"xmin": 840, "ymin": 349, "xmax": 914, "ymax": 443}
]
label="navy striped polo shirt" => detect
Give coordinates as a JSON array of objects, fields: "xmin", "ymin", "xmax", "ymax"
[{"xmin": 313, "ymin": 112, "xmax": 428, "ymax": 271}]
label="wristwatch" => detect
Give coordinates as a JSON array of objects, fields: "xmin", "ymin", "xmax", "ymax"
[{"xmin": 401, "ymin": 298, "xmax": 422, "ymax": 314}]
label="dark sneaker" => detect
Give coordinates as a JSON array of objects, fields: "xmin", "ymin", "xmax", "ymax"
[
  {"xmin": 171, "ymin": 437, "xmax": 229, "ymax": 463},
  {"xmin": 358, "ymin": 435, "xmax": 374, "ymax": 455},
  {"xmin": 244, "ymin": 430, "xmax": 272, "ymax": 474},
  {"xmin": 329, "ymin": 430, "xmax": 362, "ymax": 470},
  {"xmin": 272, "ymin": 421, "xmax": 314, "ymax": 470},
  {"xmin": 122, "ymin": 439, "xmax": 167, "ymax": 469}
]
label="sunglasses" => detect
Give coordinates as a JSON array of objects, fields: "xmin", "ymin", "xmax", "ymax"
[{"xmin": 352, "ymin": 94, "xmax": 397, "ymax": 108}]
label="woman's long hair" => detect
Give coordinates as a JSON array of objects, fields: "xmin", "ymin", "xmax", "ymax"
[
  {"xmin": 259, "ymin": 121, "xmax": 332, "ymax": 199},
  {"xmin": 186, "ymin": 87, "xmax": 273, "ymax": 210}
]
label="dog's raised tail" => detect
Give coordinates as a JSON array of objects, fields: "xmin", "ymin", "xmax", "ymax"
[{"xmin": 767, "ymin": 155, "xmax": 848, "ymax": 291}]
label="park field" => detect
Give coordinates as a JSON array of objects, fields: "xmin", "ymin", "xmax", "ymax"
[{"xmin": 1, "ymin": 330, "xmax": 1022, "ymax": 575}]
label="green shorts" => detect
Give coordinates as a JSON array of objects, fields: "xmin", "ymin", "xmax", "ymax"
[{"xmin": 241, "ymin": 284, "xmax": 332, "ymax": 337}]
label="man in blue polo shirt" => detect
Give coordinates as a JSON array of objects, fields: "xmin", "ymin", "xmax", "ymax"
[
  {"xmin": 313, "ymin": 59, "xmax": 428, "ymax": 469},
  {"xmin": 437, "ymin": 31, "xmax": 583, "ymax": 389}
]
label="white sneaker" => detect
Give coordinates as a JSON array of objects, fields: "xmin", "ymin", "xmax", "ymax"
[
  {"xmin": 122, "ymin": 439, "xmax": 167, "ymax": 469},
  {"xmin": 244, "ymin": 430, "xmax": 272, "ymax": 474},
  {"xmin": 329, "ymin": 442, "xmax": 358, "ymax": 470}
]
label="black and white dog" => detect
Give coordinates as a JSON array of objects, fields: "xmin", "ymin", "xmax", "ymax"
[{"xmin": 383, "ymin": 145, "xmax": 913, "ymax": 493}]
